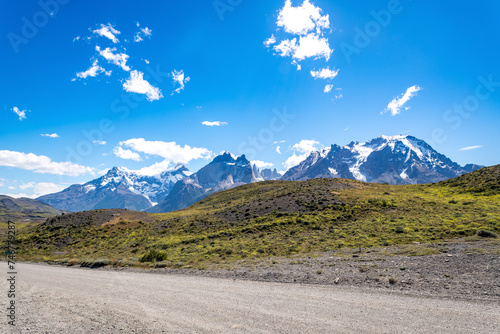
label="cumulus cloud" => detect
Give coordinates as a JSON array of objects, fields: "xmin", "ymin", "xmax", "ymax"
[
  {"xmin": 93, "ymin": 23, "xmax": 120, "ymax": 43},
  {"xmin": 311, "ymin": 67, "xmax": 339, "ymax": 80},
  {"xmin": 12, "ymin": 107, "xmax": 28, "ymax": 121},
  {"xmin": 96, "ymin": 46, "xmax": 130, "ymax": 71},
  {"xmin": 0, "ymin": 150, "xmax": 95, "ymax": 176},
  {"xmin": 117, "ymin": 138, "xmax": 212, "ymax": 165},
  {"xmin": 460, "ymin": 145, "xmax": 483, "ymax": 151},
  {"xmin": 171, "ymin": 70, "xmax": 190, "ymax": 94},
  {"xmin": 265, "ymin": 0, "xmax": 333, "ymax": 62},
  {"xmin": 202, "ymin": 121, "xmax": 227, "ymax": 127},
  {"xmin": 283, "ymin": 139, "xmax": 322, "ymax": 170},
  {"xmin": 113, "ymin": 146, "xmax": 142, "ymax": 161},
  {"xmin": 41, "ymin": 133, "xmax": 59, "ymax": 138},
  {"xmin": 252, "ymin": 160, "xmax": 274, "ymax": 169},
  {"xmin": 383, "ymin": 85, "xmax": 422, "ymax": 116},
  {"xmin": 123, "ymin": 70, "xmax": 163, "ymax": 101},
  {"xmin": 75, "ymin": 59, "xmax": 110, "ymax": 79}
]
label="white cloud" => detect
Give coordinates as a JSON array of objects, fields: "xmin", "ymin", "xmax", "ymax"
[
  {"xmin": 117, "ymin": 138, "xmax": 212, "ymax": 165},
  {"xmin": 12, "ymin": 107, "xmax": 28, "ymax": 121},
  {"xmin": 324, "ymin": 84, "xmax": 333, "ymax": 93},
  {"xmin": 171, "ymin": 70, "xmax": 190, "ymax": 94},
  {"xmin": 134, "ymin": 160, "xmax": 175, "ymax": 176},
  {"xmin": 96, "ymin": 46, "xmax": 130, "ymax": 71},
  {"xmin": 202, "ymin": 121, "xmax": 228, "ymax": 127},
  {"xmin": 266, "ymin": 0, "xmax": 333, "ymax": 62},
  {"xmin": 291, "ymin": 33, "xmax": 332, "ymax": 61},
  {"xmin": 0, "ymin": 150, "xmax": 95, "ymax": 176},
  {"xmin": 277, "ymin": 0, "xmax": 330, "ymax": 35},
  {"xmin": 460, "ymin": 145, "xmax": 483, "ymax": 151},
  {"xmin": 311, "ymin": 67, "xmax": 339, "ymax": 80},
  {"xmin": 11, "ymin": 182, "xmax": 66, "ymax": 197},
  {"xmin": 134, "ymin": 26, "xmax": 152, "ymax": 43},
  {"xmin": 276, "ymin": 146, "xmax": 281, "ymax": 154},
  {"xmin": 141, "ymin": 27, "xmax": 152, "ymax": 37},
  {"xmin": 41, "ymin": 133, "xmax": 59, "ymax": 138},
  {"xmin": 383, "ymin": 85, "xmax": 422, "ymax": 116},
  {"xmin": 292, "ymin": 139, "xmax": 322, "ymax": 153},
  {"xmin": 264, "ymin": 34, "xmax": 276, "ymax": 47},
  {"xmin": 252, "ymin": 160, "xmax": 274, "ymax": 169},
  {"xmin": 123, "ymin": 70, "xmax": 163, "ymax": 101},
  {"xmin": 19, "ymin": 182, "xmax": 35, "ymax": 190},
  {"xmin": 93, "ymin": 23, "xmax": 120, "ymax": 43},
  {"xmin": 93, "ymin": 140, "xmax": 107, "ymax": 145},
  {"xmin": 33, "ymin": 182, "xmax": 66, "ymax": 196},
  {"xmin": 75, "ymin": 59, "xmax": 107, "ymax": 79},
  {"xmin": 113, "ymin": 146, "xmax": 142, "ymax": 161},
  {"xmin": 283, "ymin": 139, "xmax": 322, "ymax": 170}
]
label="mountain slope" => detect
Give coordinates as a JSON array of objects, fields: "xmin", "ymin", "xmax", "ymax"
[
  {"xmin": 0, "ymin": 195, "xmax": 61, "ymax": 223},
  {"xmin": 14, "ymin": 165, "xmax": 500, "ymax": 267},
  {"xmin": 282, "ymin": 135, "xmax": 482, "ymax": 184},
  {"xmin": 147, "ymin": 152, "xmax": 263, "ymax": 213},
  {"xmin": 37, "ymin": 165, "xmax": 190, "ymax": 212}
]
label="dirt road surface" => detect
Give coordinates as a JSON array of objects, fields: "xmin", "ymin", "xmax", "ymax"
[{"xmin": 1, "ymin": 263, "xmax": 498, "ymax": 333}]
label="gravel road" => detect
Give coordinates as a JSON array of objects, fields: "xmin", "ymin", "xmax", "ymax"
[{"xmin": 1, "ymin": 263, "xmax": 498, "ymax": 333}]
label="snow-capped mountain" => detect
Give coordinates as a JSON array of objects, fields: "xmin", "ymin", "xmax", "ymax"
[
  {"xmin": 37, "ymin": 164, "xmax": 190, "ymax": 212},
  {"xmin": 147, "ymin": 152, "xmax": 263, "ymax": 213},
  {"xmin": 281, "ymin": 135, "xmax": 482, "ymax": 184}
]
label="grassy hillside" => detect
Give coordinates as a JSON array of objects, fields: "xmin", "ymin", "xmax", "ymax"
[
  {"xmin": 11, "ymin": 165, "xmax": 500, "ymax": 268},
  {"xmin": 0, "ymin": 195, "xmax": 61, "ymax": 233}
]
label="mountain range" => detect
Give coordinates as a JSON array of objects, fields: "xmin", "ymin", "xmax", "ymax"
[
  {"xmin": 282, "ymin": 135, "xmax": 481, "ymax": 184},
  {"xmin": 36, "ymin": 135, "xmax": 482, "ymax": 213}
]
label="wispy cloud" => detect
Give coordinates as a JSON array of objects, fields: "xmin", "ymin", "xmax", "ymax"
[
  {"xmin": 202, "ymin": 121, "xmax": 227, "ymax": 127},
  {"xmin": 12, "ymin": 107, "xmax": 28, "ymax": 121},
  {"xmin": 123, "ymin": 70, "xmax": 163, "ymax": 101},
  {"xmin": 93, "ymin": 23, "xmax": 120, "ymax": 43},
  {"xmin": 134, "ymin": 25, "xmax": 152, "ymax": 43},
  {"xmin": 460, "ymin": 145, "xmax": 483, "ymax": 151},
  {"xmin": 0, "ymin": 150, "xmax": 95, "ymax": 176},
  {"xmin": 96, "ymin": 46, "xmax": 130, "ymax": 71},
  {"xmin": 324, "ymin": 84, "xmax": 333, "ymax": 93},
  {"xmin": 171, "ymin": 70, "xmax": 190, "ymax": 94},
  {"xmin": 383, "ymin": 85, "xmax": 422, "ymax": 116},
  {"xmin": 93, "ymin": 140, "xmax": 107, "ymax": 145},
  {"xmin": 41, "ymin": 133, "xmax": 59, "ymax": 138},
  {"xmin": 75, "ymin": 59, "xmax": 110, "ymax": 79}
]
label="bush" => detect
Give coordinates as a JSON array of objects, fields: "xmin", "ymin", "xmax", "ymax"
[
  {"xmin": 395, "ymin": 226, "xmax": 405, "ymax": 233},
  {"xmin": 476, "ymin": 230, "xmax": 498, "ymax": 238},
  {"xmin": 140, "ymin": 250, "xmax": 168, "ymax": 262}
]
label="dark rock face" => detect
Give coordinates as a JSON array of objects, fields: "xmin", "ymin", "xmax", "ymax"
[
  {"xmin": 148, "ymin": 153, "xmax": 263, "ymax": 213},
  {"xmin": 260, "ymin": 168, "xmax": 281, "ymax": 180},
  {"xmin": 281, "ymin": 135, "xmax": 482, "ymax": 185}
]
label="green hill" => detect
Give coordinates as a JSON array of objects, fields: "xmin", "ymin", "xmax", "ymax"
[
  {"xmin": 12, "ymin": 165, "xmax": 500, "ymax": 268},
  {"xmin": 0, "ymin": 195, "xmax": 61, "ymax": 224}
]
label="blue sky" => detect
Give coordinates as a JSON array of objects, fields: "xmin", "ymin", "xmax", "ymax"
[{"xmin": 1, "ymin": 0, "xmax": 499, "ymax": 198}]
